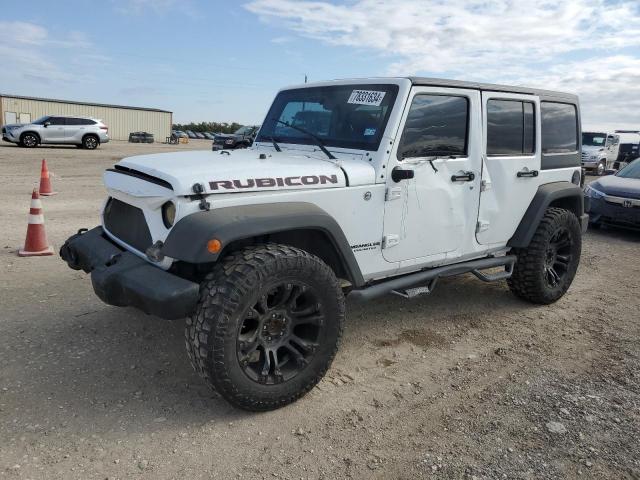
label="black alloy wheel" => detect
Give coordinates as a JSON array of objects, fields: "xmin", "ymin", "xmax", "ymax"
[{"xmin": 237, "ymin": 282, "xmax": 324, "ymax": 385}]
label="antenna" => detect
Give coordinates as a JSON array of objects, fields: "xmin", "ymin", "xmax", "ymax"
[{"xmin": 304, "ymin": 74, "xmax": 308, "ymax": 84}]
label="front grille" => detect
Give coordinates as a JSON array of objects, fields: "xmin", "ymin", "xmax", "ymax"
[{"xmin": 103, "ymin": 198, "xmax": 152, "ymax": 253}]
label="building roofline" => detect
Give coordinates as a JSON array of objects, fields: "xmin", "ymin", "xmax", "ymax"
[{"xmin": 0, "ymin": 93, "xmax": 172, "ymax": 113}]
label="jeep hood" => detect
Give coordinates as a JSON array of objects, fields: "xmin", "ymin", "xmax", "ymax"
[{"xmin": 113, "ymin": 149, "xmax": 375, "ymax": 195}]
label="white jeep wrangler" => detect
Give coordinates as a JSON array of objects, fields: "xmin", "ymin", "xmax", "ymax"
[{"xmin": 61, "ymin": 78, "xmax": 588, "ymax": 411}]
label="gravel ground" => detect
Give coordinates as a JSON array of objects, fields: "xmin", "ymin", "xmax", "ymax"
[{"xmin": 0, "ymin": 141, "xmax": 638, "ymax": 480}]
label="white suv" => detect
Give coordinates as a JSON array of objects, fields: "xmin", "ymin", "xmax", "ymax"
[
  {"xmin": 2, "ymin": 115, "xmax": 109, "ymax": 149},
  {"xmin": 61, "ymin": 77, "xmax": 587, "ymax": 411}
]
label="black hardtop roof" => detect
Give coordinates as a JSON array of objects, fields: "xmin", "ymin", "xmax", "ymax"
[{"xmin": 408, "ymin": 77, "xmax": 578, "ymax": 103}]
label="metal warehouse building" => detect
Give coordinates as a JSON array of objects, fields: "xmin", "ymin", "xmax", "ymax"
[{"xmin": 0, "ymin": 94, "xmax": 172, "ymax": 141}]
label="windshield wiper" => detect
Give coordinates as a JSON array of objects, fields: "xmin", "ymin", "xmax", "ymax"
[
  {"xmin": 267, "ymin": 135, "xmax": 281, "ymax": 152},
  {"xmin": 272, "ymin": 119, "xmax": 336, "ymax": 160}
]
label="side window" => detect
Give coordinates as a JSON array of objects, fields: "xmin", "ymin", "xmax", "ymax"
[
  {"xmin": 486, "ymin": 99, "xmax": 535, "ymax": 155},
  {"xmin": 48, "ymin": 117, "xmax": 66, "ymax": 125},
  {"xmin": 397, "ymin": 94, "xmax": 468, "ymax": 160},
  {"xmin": 67, "ymin": 118, "xmax": 92, "ymax": 125},
  {"xmin": 541, "ymin": 102, "xmax": 578, "ymax": 154}
]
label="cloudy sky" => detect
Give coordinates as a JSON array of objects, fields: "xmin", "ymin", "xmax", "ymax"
[{"xmin": 1, "ymin": 0, "xmax": 639, "ymax": 130}]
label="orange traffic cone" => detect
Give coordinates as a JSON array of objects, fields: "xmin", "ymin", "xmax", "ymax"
[
  {"xmin": 19, "ymin": 189, "xmax": 54, "ymax": 257},
  {"xmin": 39, "ymin": 159, "xmax": 56, "ymax": 196}
]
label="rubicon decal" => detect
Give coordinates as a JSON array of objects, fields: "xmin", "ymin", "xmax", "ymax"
[{"xmin": 209, "ymin": 174, "xmax": 339, "ymax": 190}]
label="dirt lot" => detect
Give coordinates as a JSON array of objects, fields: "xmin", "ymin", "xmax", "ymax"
[{"xmin": 1, "ymin": 140, "xmax": 638, "ymax": 480}]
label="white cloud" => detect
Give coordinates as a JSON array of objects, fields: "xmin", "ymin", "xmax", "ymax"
[
  {"xmin": 0, "ymin": 21, "xmax": 95, "ymax": 86},
  {"xmin": 245, "ymin": 0, "xmax": 640, "ymax": 130}
]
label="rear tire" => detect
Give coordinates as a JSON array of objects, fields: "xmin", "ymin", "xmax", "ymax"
[
  {"xmin": 186, "ymin": 244, "xmax": 345, "ymax": 411},
  {"xmin": 508, "ymin": 208, "xmax": 581, "ymax": 304},
  {"xmin": 82, "ymin": 135, "xmax": 99, "ymax": 150}
]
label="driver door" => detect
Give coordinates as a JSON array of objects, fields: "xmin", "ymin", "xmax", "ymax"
[
  {"xmin": 44, "ymin": 117, "xmax": 66, "ymax": 142},
  {"xmin": 382, "ymin": 87, "xmax": 482, "ymax": 267}
]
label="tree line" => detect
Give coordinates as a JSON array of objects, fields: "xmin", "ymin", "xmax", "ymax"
[{"xmin": 172, "ymin": 122, "xmax": 244, "ymax": 134}]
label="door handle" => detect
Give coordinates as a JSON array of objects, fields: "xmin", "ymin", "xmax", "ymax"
[
  {"xmin": 450, "ymin": 171, "xmax": 475, "ymax": 182},
  {"xmin": 516, "ymin": 169, "xmax": 539, "ymax": 178}
]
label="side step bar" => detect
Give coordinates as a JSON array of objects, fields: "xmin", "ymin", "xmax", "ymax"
[{"xmin": 349, "ymin": 255, "xmax": 516, "ymax": 302}]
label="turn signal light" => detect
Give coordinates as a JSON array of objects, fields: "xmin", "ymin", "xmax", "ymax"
[{"xmin": 207, "ymin": 238, "xmax": 222, "ymax": 254}]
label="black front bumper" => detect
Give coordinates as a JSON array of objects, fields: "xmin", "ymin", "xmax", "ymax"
[{"xmin": 60, "ymin": 227, "xmax": 199, "ymax": 319}]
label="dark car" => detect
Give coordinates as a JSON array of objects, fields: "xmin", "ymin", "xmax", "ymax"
[
  {"xmin": 194, "ymin": 132, "xmax": 206, "ymax": 139},
  {"xmin": 128, "ymin": 131, "xmax": 154, "ymax": 143},
  {"xmin": 185, "ymin": 130, "xmax": 197, "ymax": 139},
  {"xmin": 202, "ymin": 132, "xmax": 215, "ymax": 140},
  {"xmin": 211, "ymin": 125, "xmax": 260, "ymax": 150},
  {"xmin": 585, "ymin": 159, "xmax": 640, "ymax": 230}
]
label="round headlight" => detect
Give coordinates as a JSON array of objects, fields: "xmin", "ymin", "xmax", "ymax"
[{"xmin": 161, "ymin": 201, "xmax": 176, "ymax": 228}]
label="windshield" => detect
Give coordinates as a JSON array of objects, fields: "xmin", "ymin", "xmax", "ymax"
[
  {"xmin": 32, "ymin": 116, "xmax": 50, "ymax": 125},
  {"xmin": 257, "ymin": 84, "xmax": 399, "ymax": 151},
  {"xmin": 617, "ymin": 159, "xmax": 640, "ymax": 179},
  {"xmin": 582, "ymin": 133, "xmax": 607, "ymax": 146}
]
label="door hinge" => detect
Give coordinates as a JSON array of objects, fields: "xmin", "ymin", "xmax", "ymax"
[
  {"xmin": 385, "ymin": 187, "xmax": 402, "ymax": 201},
  {"xmin": 382, "ymin": 234, "xmax": 400, "ymax": 249},
  {"xmin": 476, "ymin": 220, "xmax": 490, "ymax": 233}
]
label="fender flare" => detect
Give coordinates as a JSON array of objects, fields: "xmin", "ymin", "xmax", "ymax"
[
  {"xmin": 20, "ymin": 131, "xmax": 41, "ymax": 143},
  {"xmin": 508, "ymin": 182, "xmax": 585, "ymax": 248},
  {"xmin": 162, "ymin": 202, "xmax": 365, "ymax": 286}
]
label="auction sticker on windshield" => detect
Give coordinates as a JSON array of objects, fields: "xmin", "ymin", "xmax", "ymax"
[{"xmin": 348, "ymin": 90, "xmax": 386, "ymax": 106}]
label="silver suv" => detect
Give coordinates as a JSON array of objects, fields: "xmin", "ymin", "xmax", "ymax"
[{"xmin": 2, "ymin": 115, "xmax": 109, "ymax": 149}]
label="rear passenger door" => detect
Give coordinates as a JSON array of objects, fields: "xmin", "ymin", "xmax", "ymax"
[
  {"xmin": 64, "ymin": 118, "xmax": 87, "ymax": 143},
  {"xmin": 476, "ymin": 92, "xmax": 540, "ymax": 245}
]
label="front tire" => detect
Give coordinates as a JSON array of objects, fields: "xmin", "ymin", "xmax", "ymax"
[
  {"xmin": 20, "ymin": 133, "xmax": 39, "ymax": 148},
  {"xmin": 596, "ymin": 160, "xmax": 606, "ymax": 176},
  {"xmin": 508, "ymin": 208, "xmax": 581, "ymax": 304},
  {"xmin": 186, "ymin": 244, "xmax": 345, "ymax": 411}
]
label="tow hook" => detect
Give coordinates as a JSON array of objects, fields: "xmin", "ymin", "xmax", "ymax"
[
  {"xmin": 145, "ymin": 241, "xmax": 165, "ymax": 262},
  {"xmin": 59, "ymin": 228, "xmax": 89, "ymax": 270}
]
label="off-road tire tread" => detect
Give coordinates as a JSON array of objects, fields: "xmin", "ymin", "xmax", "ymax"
[
  {"xmin": 507, "ymin": 207, "xmax": 581, "ymax": 305},
  {"xmin": 185, "ymin": 243, "xmax": 345, "ymax": 411}
]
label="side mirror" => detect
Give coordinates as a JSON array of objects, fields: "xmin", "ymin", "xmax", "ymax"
[
  {"xmin": 604, "ymin": 169, "xmax": 616, "ymax": 176},
  {"xmin": 44, "ymin": 122, "xmax": 50, "ymax": 128},
  {"xmin": 392, "ymin": 167, "xmax": 415, "ymax": 182}
]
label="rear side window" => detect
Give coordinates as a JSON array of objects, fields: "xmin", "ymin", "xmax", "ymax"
[
  {"xmin": 487, "ymin": 100, "xmax": 535, "ymax": 155},
  {"xmin": 397, "ymin": 94, "xmax": 468, "ymax": 160},
  {"xmin": 67, "ymin": 118, "xmax": 95, "ymax": 125},
  {"xmin": 541, "ymin": 102, "xmax": 578, "ymax": 154}
]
